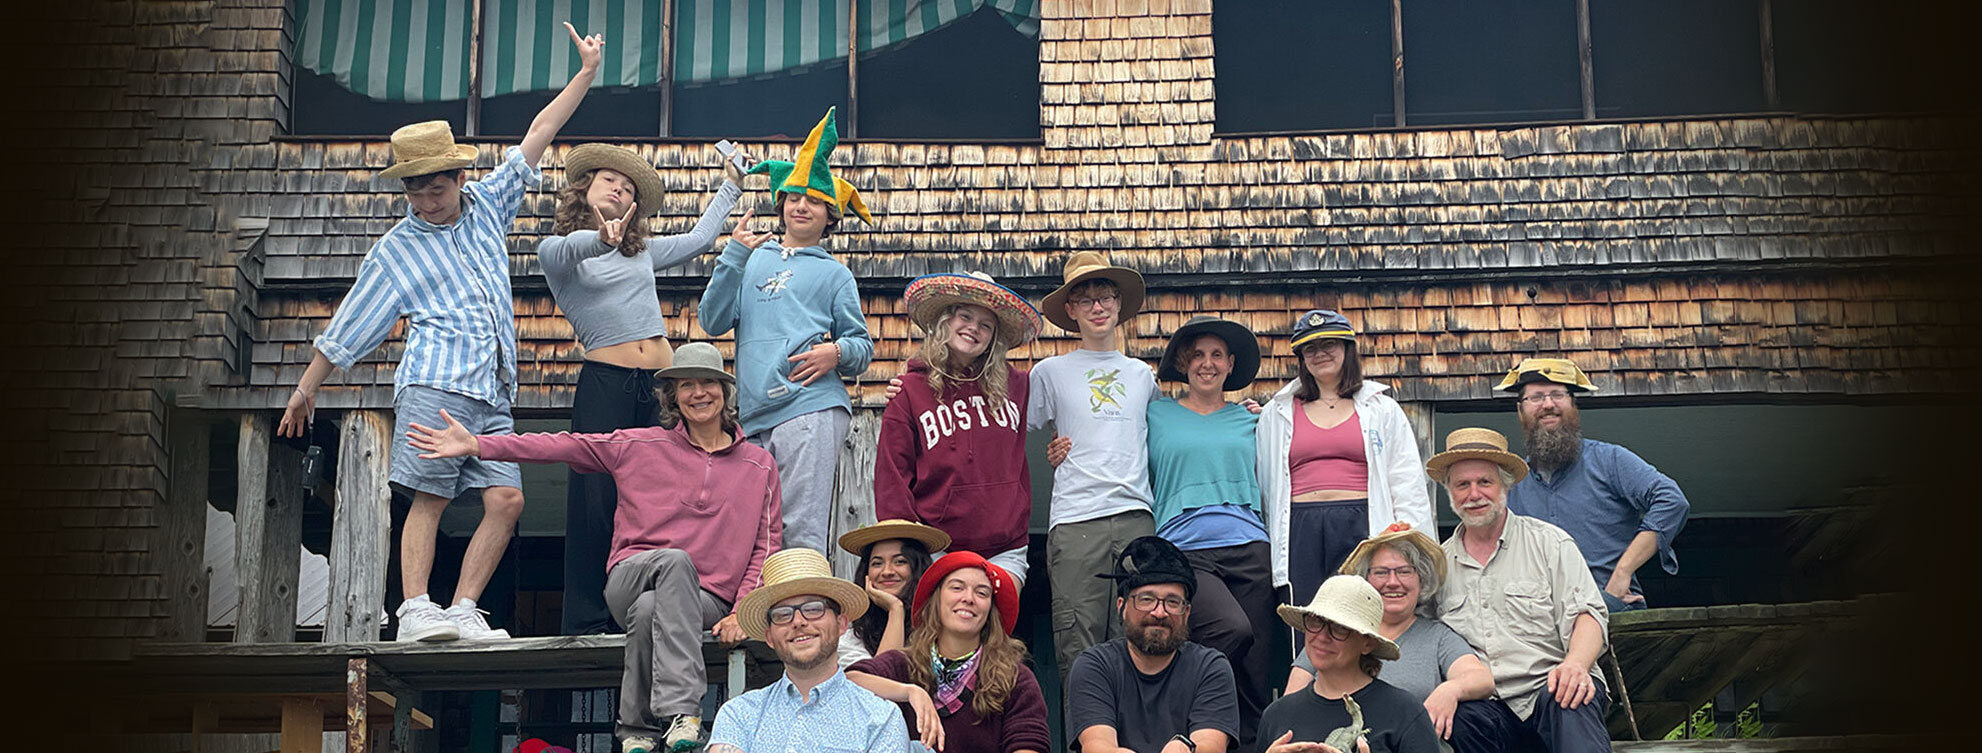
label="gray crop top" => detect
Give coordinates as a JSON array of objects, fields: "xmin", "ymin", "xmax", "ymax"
[{"xmin": 538, "ymin": 180, "xmax": 743, "ymax": 350}]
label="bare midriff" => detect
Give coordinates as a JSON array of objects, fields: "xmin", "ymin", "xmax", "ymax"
[
  {"xmin": 584, "ymin": 335, "xmax": 674, "ymax": 370},
  {"xmin": 1293, "ymin": 488, "xmax": 1367, "ymax": 503}
]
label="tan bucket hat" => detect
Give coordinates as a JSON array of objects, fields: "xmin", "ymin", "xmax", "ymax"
[
  {"xmin": 837, "ymin": 519, "xmax": 952, "ymax": 556},
  {"xmin": 1495, "ymin": 357, "xmax": 1598, "ymax": 393},
  {"xmin": 1276, "ymin": 574, "xmax": 1401, "ymax": 660},
  {"xmin": 1040, "ymin": 251, "xmax": 1145, "ymax": 332},
  {"xmin": 1424, "ymin": 427, "xmax": 1530, "ymax": 484},
  {"xmin": 564, "ymin": 143, "xmax": 667, "ymax": 221},
  {"xmin": 735, "ymin": 548, "xmax": 870, "ymax": 641},
  {"xmin": 378, "ymin": 120, "xmax": 478, "ymax": 180},
  {"xmin": 1337, "ymin": 522, "xmax": 1447, "ymax": 582}
]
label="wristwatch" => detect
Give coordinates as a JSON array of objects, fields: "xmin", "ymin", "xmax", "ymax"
[{"xmin": 1171, "ymin": 734, "xmax": 1197, "ymax": 753}]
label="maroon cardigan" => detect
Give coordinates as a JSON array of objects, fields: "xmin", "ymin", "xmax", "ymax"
[{"xmin": 847, "ymin": 649, "xmax": 1051, "ymax": 753}]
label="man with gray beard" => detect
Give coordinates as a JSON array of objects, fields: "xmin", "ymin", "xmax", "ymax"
[
  {"xmin": 1068, "ymin": 536, "xmax": 1240, "ymax": 753},
  {"xmin": 1497, "ymin": 359, "xmax": 1690, "ymax": 612}
]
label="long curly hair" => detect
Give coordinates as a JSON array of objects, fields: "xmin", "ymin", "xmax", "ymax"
[
  {"xmin": 850, "ymin": 539, "xmax": 934, "ymax": 653},
  {"xmin": 903, "ymin": 577, "xmax": 1029, "ymax": 720},
  {"xmin": 914, "ymin": 304, "xmax": 1012, "ymax": 408},
  {"xmin": 553, "ymin": 168, "xmax": 651, "ymax": 257}
]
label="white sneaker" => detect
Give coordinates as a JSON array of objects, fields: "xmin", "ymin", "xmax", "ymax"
[
  {"xmin": 664, "ymin": 715, "xmax": 705, "ymax": 752},
  {"xmin": 394, "ymin": 599, "xmax": 460, "ymax": 642},
  {"xmin": 444, "ymin": 603, "xmax": 511, "ymax": 640},
  {"xmin": 621, "ymin": 735, "xmax": 658, "ymax": 753}
]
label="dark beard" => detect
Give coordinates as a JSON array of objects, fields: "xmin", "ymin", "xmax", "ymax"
[
  {"xmin": 1524, "ymin": 417, "xmax": 1583, "ymax": 472},
  {"xmin": 1126, "ymin": 617, "xmax": 1188, "ymax": 656}
]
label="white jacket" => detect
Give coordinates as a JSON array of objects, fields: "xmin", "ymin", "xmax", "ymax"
[{"xmin": 1256, "ymin": 379, "xmax": 1434, "ymax": 587}]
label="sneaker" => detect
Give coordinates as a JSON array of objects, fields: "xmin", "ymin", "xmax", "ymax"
[
  {"xmin": 663, "ymin": 715, "xmax": 704, "ymax": 752},
  {"xmin": 444, "ymin": 603, "xmax": 512, "ymax": 640},
  {"xmin": 621, "ymin": 735, "xmax": 658, "ymax": 753},
  {"xmin": 394, "ymin": 599, "xmax": 460, "ymax": 642}
]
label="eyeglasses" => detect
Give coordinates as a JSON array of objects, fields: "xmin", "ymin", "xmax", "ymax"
[
  {"xmin": 1368, "ymin": 566, "xmax": 1418, "ymax": 580},
  {"xmin": 1069, "ymin": 294, "xmax": 1119, "ymax": 309},
  {"xmin": 1520, "ymin": 390, "xmax": 1572, "ymax": 406},
  {"xmin": 1301, "ymin": 614, "xmax": 1356, "ymax": 641},
  {"xmin": 767, "ymin": 599, "xmax": 835, "ymax": 626},
  {"xmin": 1128, "ymin": 593, "xmax": 1190, "ymax": 614}
]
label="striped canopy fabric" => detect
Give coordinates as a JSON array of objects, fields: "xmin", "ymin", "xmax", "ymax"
[{"xmin": 296, "ymin": 0, "xmax": 1038, "ymax": 102}]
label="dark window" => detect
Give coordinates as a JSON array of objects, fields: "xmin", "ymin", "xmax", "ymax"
[
  {"xmin": 1403, "ymin": 0, "xmax": 1583, "ymax": 125},
  {"xmin": 1773, "ymin": 0, "xmax": 1967, "ymax": 114},
  {"xmin": 1213, "ymin": 0, "xmax": 1393, "ymax": 131},
  {"xmin": 857, "ymin": 8, "xmax": 1042, "ymax": 139},
  {"xmin": 671, "ymin": 62, "xmax": 852, "ymax": 139},
  {"xmin": 292, "ymin": 70, "xmax": 467, "ymax": 136},
  {"xmin": 479, "ymin": 88, "xmax": 666, "ymax": 138},
  {"xmin": 1590, "ymin": 0, "xmax": 1768, "ymax": 118}
]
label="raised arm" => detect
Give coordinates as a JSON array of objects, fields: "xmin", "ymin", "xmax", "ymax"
[
  {"xmin": 517, "ymin": 22, "xmax": 603, "ymax": 166},
  {"xmin": 697, "ymin": 212, "xmax": 772, "ymax": 337},
  {"xmin": 646, "ymin": 179, "xmax": 744, "ymax": 271}
]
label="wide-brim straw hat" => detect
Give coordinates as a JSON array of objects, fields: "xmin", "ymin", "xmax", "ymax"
[
  {"xmin": 1277, "ymin": 574, "xmax": 1401, "ymax": 660},
  {"xmin": 1495, "ymin": 357, "xmax": 1598, "ymax": 393},
  {"xmin": 1041, "ymin": 251, "xmax": 1145, "ymax": 332},
  {"xmin": 837, "ymin": 519, "xmax": 952, "ymax": 556},
  {"xmin": 1157, "ymin": 316, "xmax": 1261, "ymax": 391},
  {"xmin": 378, "ymin": 120, "xmax": 478, "ymax": 180},
  {"xmin": 904, "ymin": 272, "xmax": 1043, "ymax": 349},
  {"xmin": 1424, "ymin": 427, "xmax": 1530, "ymax": 484},
  {"xmin": 653, "ymin": 342, "xmax": 734, "ymax": 382},
  {"xmin": 1337, "ymin": 522, "xmax": 1447, "ymax": 582},
  {"xmin": 735, "ymin": 548, "xmax": 870, "ymax": 641},
  {"xmin": 564, "ymin": 143, "xmax": 667, "ymax": 221}
]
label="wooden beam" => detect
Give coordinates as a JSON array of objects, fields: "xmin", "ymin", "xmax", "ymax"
[
  {"xmin": 280, "ymin": 696, "xmax": 323, "ymax": 753},
  {"xmin": 329, "ymin": 410, "xmax": 393, "ymax": 643},
  {"xmin": 1577, "ymin": 0, "xmax": 1595, "ymax": 119},
  {"xmin": 237, "ymin": 414, "xmax": 305, "ymax": 644},
  {"xmin": 1397, "ymin": 401, "xmax": 1437, "ymax": 519},
  {"xmin": 831, "ymin": 409, "xmax": 883, "ymax": 579},
  {"xmin": 159, "ymin": 407, "xmax": 212, "ymax": 643},
  {"xmin": 1390, "ymin": 0, "xmax": 1405, "ymax": 127}
]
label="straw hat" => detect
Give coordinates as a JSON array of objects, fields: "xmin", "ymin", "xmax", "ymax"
[
  {"xmin": 653, "ymin": 342, "xmax": 733, "ymax": 382},
  {"xmin": 1040, "ymin": 251, "xmax": 1145, "ymax": 332},
  {"xmin": 735, "ymin": 549, "xmax": 869, "ymax": 641},
  {"xmin": 911, "ymin": 552, "xmax": 1021, "ymax": 636},
  {"xmin": 837, "ymin": 519, "xmax": 952, "ymax": 556},
  {"xmin": 903, "ymin": 272, "xmax": 1043, "ymax": 349},
  {"xmin": 564, "ymin": 143, "xmax": 667, "ymax": 221},
  {"xmin": 1337, "ymin": 522, "xmax": 1447, "ymax": 582},
  {"xmin": 1495, "ymin": 357, "xmax": 1598, "ymax": 394},
  {"xmin": 1276, "ymin": 574, "xmax": 1401, "ymax": 660},
  {"xmin": 1424, "ymin": 427, "xmax": 1530, "ymax": 484},
  {"xmin": 377, "ymin": 121, "xmax": 478, "ymax": 180},
  {"xmin": 1157, "ymin": 316, "xmax": 1261, "ymax": 391}
]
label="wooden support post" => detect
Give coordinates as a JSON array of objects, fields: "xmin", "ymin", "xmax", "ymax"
[
  {"xmin": 159, "ymin": 407, "xmax": 211, "ymax": 642},
  {"xmin": 831, "ymin": 409, "xmax": 883, "ymax": 579},
  {"xmin": 347, "ymin": 658, "xmax": 369, "ymax": 753},
  {"xmin": 190, "ymin": 701, "xmax": 218, "ymax": 753},
  {"xmin": 330, "ymin": 410, "xmax": 394, "ymax": 643},
  {"xmin": 1397, "ymin": 402, "xmax": 1439, "ymax": 520},
  {"xmin": 281, "ymin": 696, "xmax": 325, "ymax": 753},
  {"xmin": 728, "ymin": 647, "xmax": 746, "ymax": 700},
  {"xmin": 238, "ymin": 414, "xmax": 306, "ymax": 643}
]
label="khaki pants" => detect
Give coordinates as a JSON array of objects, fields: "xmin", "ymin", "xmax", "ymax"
[{"xmin": 1046, "ymin": 508, "xmax": 1154, "ymax": 687}]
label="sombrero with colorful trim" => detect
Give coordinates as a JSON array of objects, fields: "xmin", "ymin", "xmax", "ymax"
[
  {"xmin": 746, "ymin": 107, "xmax": 874, "ymax": 225},
  {"xmin": 904, "ymin": 272, "xmax": 1043, "ymax": 349}
]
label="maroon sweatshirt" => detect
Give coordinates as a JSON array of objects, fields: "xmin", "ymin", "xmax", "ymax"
[
  {"xmin": 874, "ymin": 361, "xmax": 1033, "ymax": 557},
  {"xmin": 848, "ymin": 648, "xmax": 1051, "ymax": 753}
]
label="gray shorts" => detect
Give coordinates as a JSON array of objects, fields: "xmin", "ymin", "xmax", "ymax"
[{"xmin": 390, "ymin": 385, "xmax": 522, "ymax": 500}]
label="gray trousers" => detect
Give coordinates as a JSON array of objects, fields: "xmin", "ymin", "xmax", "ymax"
[
  {"xmin": 747, "ymin": 407, "xmax": 849, "ymax": 554},
  {"xmin": 1046, "ymin": 508, "xmax": 1154, "ymax": 686},
  {"xmin": 604, "ymin": 549, "xmax": 728, "ymax": 738}
]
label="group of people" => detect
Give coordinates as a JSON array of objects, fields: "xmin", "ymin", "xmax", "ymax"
[{"xmin": 281, "ymin": 22, "xmax": 1693, "ymax": 753}]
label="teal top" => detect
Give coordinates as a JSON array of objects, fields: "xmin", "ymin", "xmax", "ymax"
[{"xmin": 1146, "ymin": 398, "xmax": 1264, "ymax": 529}]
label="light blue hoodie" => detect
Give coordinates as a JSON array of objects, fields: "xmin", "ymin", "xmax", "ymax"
[{"xmin": 699, "ymin": 238, "xmax": 873, "ymax": 436}]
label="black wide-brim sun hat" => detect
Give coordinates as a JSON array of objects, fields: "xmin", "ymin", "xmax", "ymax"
[{"xmin": 1157, "ymin": 316, "xmax": 1261, "ymax": 392}]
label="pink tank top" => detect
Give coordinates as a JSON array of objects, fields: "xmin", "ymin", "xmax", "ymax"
[{"xmin": 1290, "ymin": 400, "xmax": 1368, "ymax": 495}]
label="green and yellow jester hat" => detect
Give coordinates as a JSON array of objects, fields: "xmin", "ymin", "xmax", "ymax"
[{"xmin": 747, "ymin": 107, "xmax": 874, "ymax": 225}]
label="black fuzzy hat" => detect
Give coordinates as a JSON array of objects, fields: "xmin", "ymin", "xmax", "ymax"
[{"xmin": 1098, "ymin": 536, "xmax": 1197, "ymax": 600}]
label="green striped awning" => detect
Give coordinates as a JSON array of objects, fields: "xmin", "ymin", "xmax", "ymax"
[{"xmin": 295, "ymin": 0, "xmax": 1038, "ymax": 102}]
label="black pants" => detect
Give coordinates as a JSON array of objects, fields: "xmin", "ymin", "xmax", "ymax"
[
  {"xmin": 562, "ymin": 361, "xmax": 659, "ymax": 635},
  {"xmin": 1287, "ymin": 498, "xmax": 1370, "ymax": 606},
  {"xmin": 1451, "ymin": 683, "xmax": 1612, "ymax": 753},
  {"xmin": 1183, "ymin": 541, "xmax": 1276, "ymax": 751}
]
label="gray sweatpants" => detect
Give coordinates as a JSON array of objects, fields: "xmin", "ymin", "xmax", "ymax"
[
  {"xmin": 604, "ymin": 549, "xmax": 728, "ymax": 738},
  {"xmin": 747, "ymin": 407, "xmax": 849, "ymax": 554}
]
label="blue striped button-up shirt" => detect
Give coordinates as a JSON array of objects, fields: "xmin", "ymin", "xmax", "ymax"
[
  {"xmin": 707, "ymin": 669, "xmax": 909, "ymax": 753},
  {"xmin": 314, "ymin": 146, "xmax": 541, "ymax": 405}
]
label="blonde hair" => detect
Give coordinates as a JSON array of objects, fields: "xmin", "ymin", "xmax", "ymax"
[{"xmin": 914, "ymin": 304, "xmax": 1011, "ymax": 407}]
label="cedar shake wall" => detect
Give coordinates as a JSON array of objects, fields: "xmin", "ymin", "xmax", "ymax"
[{"xmin": 2, "ymin": 0, "xmax": 1975, "ymax": 654}]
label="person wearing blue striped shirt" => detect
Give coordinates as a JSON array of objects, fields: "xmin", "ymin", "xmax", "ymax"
[{"xmin": 277, "ymin": 22, "xmax": 603, "ymax": 644}]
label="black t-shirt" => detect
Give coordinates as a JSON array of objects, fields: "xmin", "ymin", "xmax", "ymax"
[
  {"xmin": 1254, "ymin": 678, "xmax": 1440, "ymax": 753},
  {"xmin": 1068, "ymin": 638, "xmax": 1239, "ymax": 753}
]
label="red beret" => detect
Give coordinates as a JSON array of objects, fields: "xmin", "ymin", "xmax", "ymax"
[{"xmin": 911, "ymin": 551, "xmax": 1020, "ymax": 636}]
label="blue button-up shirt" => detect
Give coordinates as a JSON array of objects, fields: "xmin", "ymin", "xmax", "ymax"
[
  {"xmin": 313, "ymin": 146, "xmax": 541, "ymax": 405},
  {"xmin": 1508, "ymin": 438, "xmax": 1690, "ymax": 599},
  {"xmin": 707, "ymin": 669, "xmax": 909, "ymax": 753}
]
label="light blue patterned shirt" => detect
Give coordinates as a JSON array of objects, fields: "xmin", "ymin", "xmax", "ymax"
[
  {"xmin": 313, "ymin": 146, "xmax": 542, "ymax": 405},
  {"xmin": 708, "ymin": 669, "xmax": 909, "ymax": 753}
]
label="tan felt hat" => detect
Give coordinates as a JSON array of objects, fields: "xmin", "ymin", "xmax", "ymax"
[
  {"xmin": 1041, "ymin": 251, "xmax": 1145, "ymax": 333},
  {"xmin": 1496, "ymin": 357, "xmax": 1598, "ymax": 393}
]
